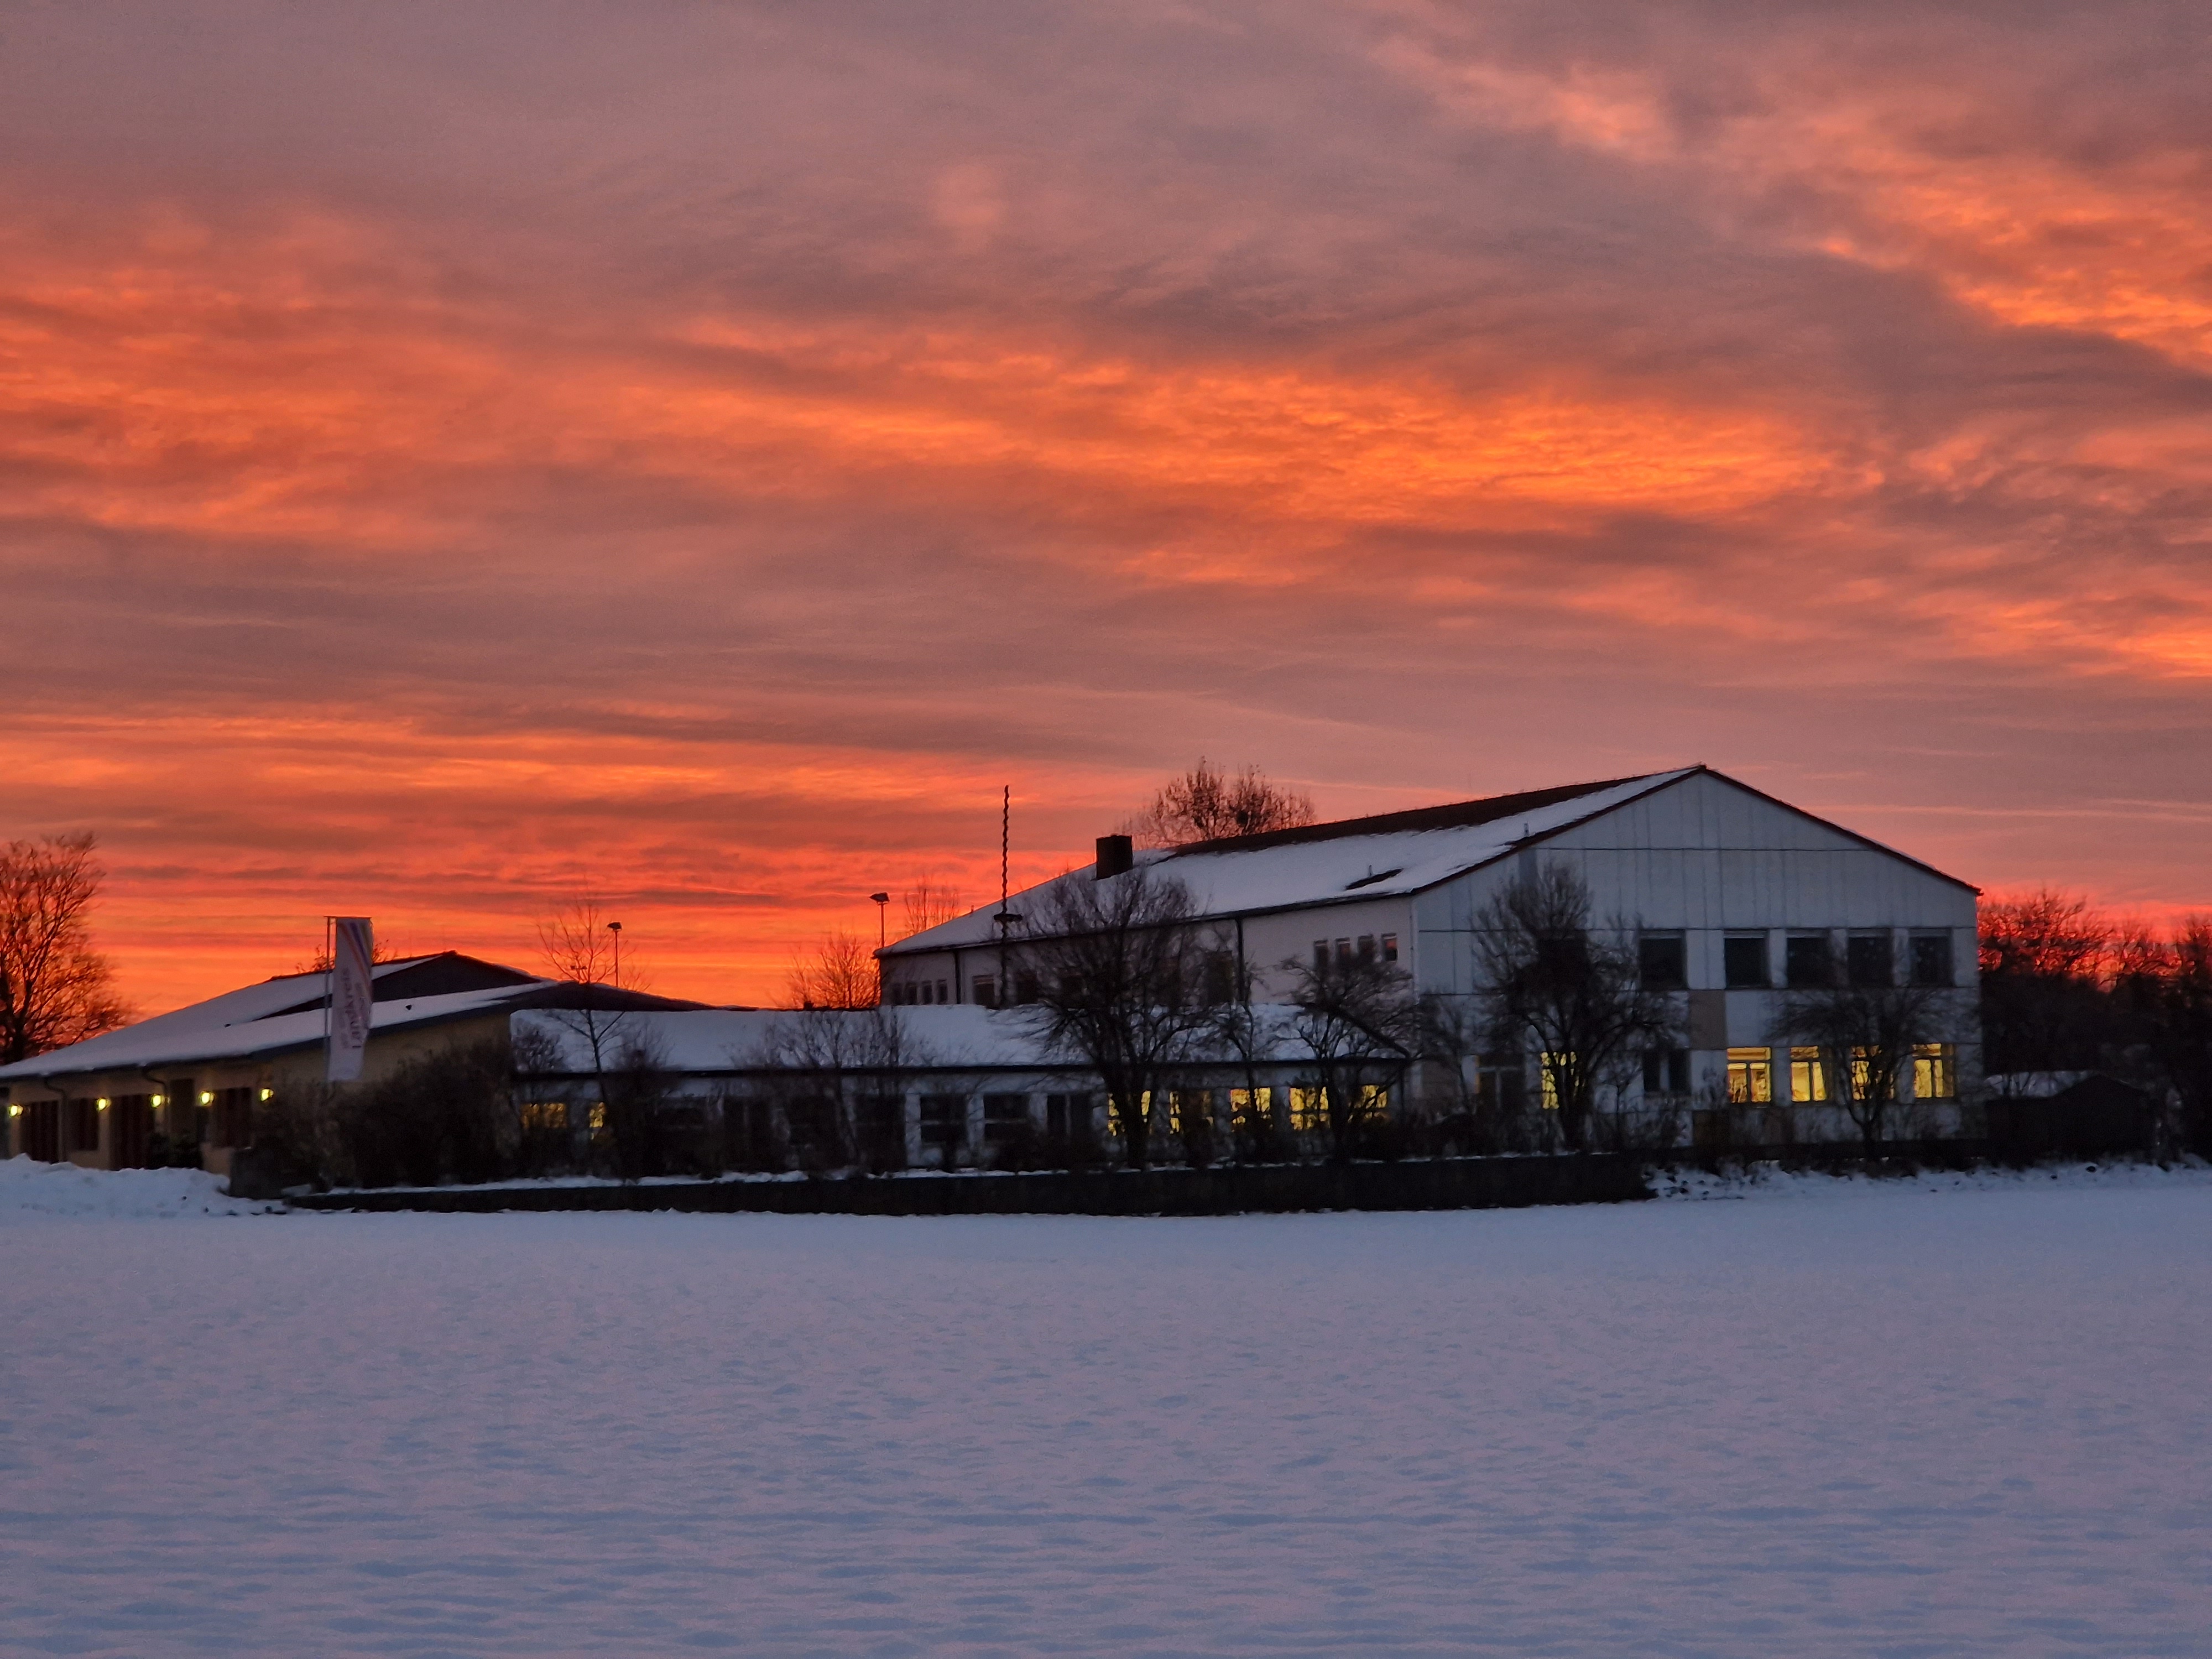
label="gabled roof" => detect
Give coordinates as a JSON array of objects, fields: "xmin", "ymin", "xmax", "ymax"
[
  {"xmin": 880, "ymin": 763, "xmax": 1979, "ymax": 958},
  {"xmin": 0, "ymin": 953, "xmax": 708, "ymax": 1082},
  {"xmin": 882, "ymin": 768, "xmax": 1699, "ymax": 954}
]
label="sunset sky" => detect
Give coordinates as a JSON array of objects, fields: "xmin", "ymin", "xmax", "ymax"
[{"xmin": 5, "ymin": 1, "xmax": 2210, "ymax": 1014}]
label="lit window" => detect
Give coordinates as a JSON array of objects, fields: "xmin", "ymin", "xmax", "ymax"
[
  {"xmin": 1288, "ymin": 1086, "xmax": 1328, "ymax": 1130},
  {"xmin": 1726, "ymin": 1048, "xmax": 1773, "ymax": 1104},
  {"xmin": 1538, "ymin": 1053, "xmax": 1577, "ymax": 1111},
  {"xmin": 1168, "ymin": 1091, "xmax": 1214, "ymax": 1136},
  {"xmin": 1789, "ymin": 1047, "xmax": 1827, "ymax": 1103},
  {"xmin": 1724, "ymin": 936, "xmax": 1769, "ymax": 988},
  {"xmin": 1228, "ymin": 1087, "xmax": 1274, "ymax": 1123},
  {"xmin": 1379, "ymin": 933, "xmax": 1399, "ymax": 963},
  {"xmin": 520, "ymin": 1102, "xmax": 568, "ymax": 1132},
  {"xmin": 1913, "ymin": 1044, "xmax": 1957, "ymax": 1100}
]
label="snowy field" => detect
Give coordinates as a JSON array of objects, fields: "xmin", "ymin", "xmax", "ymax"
[{"xmin": 3, "ymin": 1161, "xmax": 2210, "ymax": 1656}]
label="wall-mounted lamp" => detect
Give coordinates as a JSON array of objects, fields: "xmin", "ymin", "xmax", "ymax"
[
  {"xmin": 152, "ymin": 1094, "xmax": 165, "ymax": 1108},
  {"xmin": 199, "ymin": 1091, "xmax": 214, "ymax": 1106},
  {"xmin": 259, "ymin": 1088, "xmax": 274, "ymax": 1102},
  {"xmin": 97, "ymin": 1098, "xmax": 109, "ymax": 1111}
]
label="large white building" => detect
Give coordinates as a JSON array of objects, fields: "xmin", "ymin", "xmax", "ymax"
[{"xmin": 877, "ymin": 765, "xmax": 1981, "ymax": 1137}]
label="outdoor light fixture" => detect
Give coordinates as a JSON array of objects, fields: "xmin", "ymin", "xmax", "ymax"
[
  {"xmin": 151, "ymin": 1094, "xmax": 165, "ymax": 1107},
  {"xmin": 199, "ymin": 1091, "xmax": 213, "ymax": 1106},
  {"xmin": 7, "ymin": 1104, "xmax": 19, "ymax": 1118},
  {"xmin": 260, "ymin": 1088, "xmax": 274, "ymax": 1102},
  {"xmin": 97, "ymin": 1098, "xmax": 109, "ymax": 1111}
]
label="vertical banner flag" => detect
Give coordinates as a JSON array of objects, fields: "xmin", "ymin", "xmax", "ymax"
[{"xmin": 327, "ymin": 916, "xmax": 374, "ymax": 1083}]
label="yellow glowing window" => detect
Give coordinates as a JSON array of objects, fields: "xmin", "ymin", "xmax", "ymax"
[
  {"xmin": 1228, "ymin": 1087, "xmax": 1274, "ymax": 1122},
  {"xmin": 1538, "ymin": 1053, "xmax": 1578, "ymax": 1111},
  {"xmin": 520, "ymin": 1102, "xmax": 569, "ymax": 1132},
  {"xmin": 1789, "ymin": 1047, "xmax": 1826, "ymax": 1103},
  {"xmin": 1912, "ymin": 1044, "xmax": 1957, "ymax": 1100},
  {"xmin": 1357, "ymin": 1084, "xmax": 1390, "ymax": 1120},
  {"xmin": 1288, "ymin": 1086, "xmax": 1328, "ymax": 1130},
  {"xmin": 1726, "ymin": 1048, "xmax": 1772, "ymax": 1105}
]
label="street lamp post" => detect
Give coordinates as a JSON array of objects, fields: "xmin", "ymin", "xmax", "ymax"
[{"xmin": 607, "ymin": 920, "xmax": 622, "ymax": 989}]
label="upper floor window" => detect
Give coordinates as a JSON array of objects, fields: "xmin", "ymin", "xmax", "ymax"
[
  {"xmin": 1639, "ymin": 933, "xmax": 1687, "ymax": 990},
  {"xmin": 1910, "ymin": 933, "xmax": 1955, "ymax": 988},
  {"xmin": 1357, "ymin": 935, "xmax": 1376, "ymax": 963},
  {"xmin": 1846, "ymin": 932, "xmax": 1894, "ymax": 989},
  {"xmin": 1785, "ymin": 933, "xmax": 1835, "ymax": 988},
  {"xmin": 1724, "ymin": 934, "xmax": 1770, "ymax": 988},
  {"xmin": 1312, "ymin": 940, "xmax": 1329, "ymax": 971}
]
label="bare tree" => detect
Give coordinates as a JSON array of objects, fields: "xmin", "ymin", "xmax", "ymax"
[
  {"xmin": 1017, "ymin": 867, "xmax": 1220, "ymax": 1169},
  {"xmin": 533, "ymin": 893, "xmax": 637, "ymax": 1108},
  {"xmin": 901, "ymin": 879, "xmax": 968, "ymax": 941},
  {"xmin": 1472, "ymin": 863, "xmax": 1676, "ymax": 1153},
  {"xmin": 746, "ymin": 1007, "xmax": 927, "ymax": 1173},
  {"xmin": 1773, "ymin": 940, "xmax": 1953, "ymax": 1159},
  {"xmin": 1132, "ymin": 759, "xmax": 1316, "ymax": 847},
  {"xmin": 2113, "ymin": 916, "xmax": 2212, "ymax": 1157},
  {"xmin": 1978, "ymin": 889, "xmax": 2114, "ymax": 1084},
  {"xmin": 1282, "ymin": 950, "xmax": 1420, "ymax": 1161},
  {"xmin": 0, "ymin": 832, "xmax": 131, "ymax": 1064},
  {"xmin": 785, "ymin": 928, "xmax": 879, "ymax": 1009}
]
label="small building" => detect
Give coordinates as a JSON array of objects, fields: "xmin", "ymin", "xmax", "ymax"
[{"xmin": 0, "ymin": 952, "xmax": 698, "ymax": 1177}]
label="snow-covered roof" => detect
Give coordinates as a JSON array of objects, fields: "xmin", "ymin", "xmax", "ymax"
[
  {"xmin": 884, "ymin": 769, "xmax": 1698, "ymax": 955},
  {"xmin": 513, "ymin": 1004, "xmax": 1321, "ymax": 1079},
  {"xmin": 0, "ymin": 971, "xmax": 559, "ymax": 1081}
]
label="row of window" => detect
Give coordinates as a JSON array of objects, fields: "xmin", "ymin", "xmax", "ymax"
[
  {"xmin": 1637, "ymin": 930, "xmax": 1954, "ymax": 992},
  {"xmin": 1719, "ymin": 1044, "xmax": 1957, "ymax": 1103},
  {"xmin": 907, "ymin": 1086, "xmax": 1395, "ymax": 1146},
  {"xmin": 1311, "ymin": 934, "xmax": 1399, "ymax": 969}
]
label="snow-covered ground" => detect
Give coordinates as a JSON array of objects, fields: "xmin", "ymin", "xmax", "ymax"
[{"xmin": 3, "ymin": 1160, "xmax": 2209, "ymax": 1656}]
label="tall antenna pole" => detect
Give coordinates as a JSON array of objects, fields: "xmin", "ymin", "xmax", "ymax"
[{"xmin": 993, "ymin": 785, "xmax": 1015, "ymax": 1011}]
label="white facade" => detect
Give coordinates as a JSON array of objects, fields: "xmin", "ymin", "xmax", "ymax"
[{"xmin": 879, "ymin": 766, "xmax": 1981, "ymax": 1138}]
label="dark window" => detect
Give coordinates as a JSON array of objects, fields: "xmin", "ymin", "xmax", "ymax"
[
  {"xmin": 1785, "ymin": 933, "xmax": 1835, "ymax": 988},
  {"xmin": 1015, "ymin": 971, "xmax": 1040, "ymax": 1004},
  {"xmin": 935, "ymin": 980, "xmax": 948, "ymax": 1004},
  {"xmin": 67, "ymin": 1097, "xmax": 100, "ymax": 1152},
  {"xmin": 19, "ymin": 1099, "xmax": 60, "ymax": 1162},
  {"xmin": 110, "ymin": 1094, "xmax": 153, "ymax": 1168},
  {"xmin": 1910, "ymin": 933, "xmax": 1954, "ymax": 988},
  {"xmin": 1312, "ymin": 940, "xmax": 1328, "ymax": 970},
  {"xmin": 1475, "ymin": 1052, "xmax": 1525, "ymax": 1117},
  {"xmin": 1357, "ymin": 935, "xmax": 1376, "ymax": 962},
  {"xmin": 1846, "ymin": 932, "xmax": 1893, "ymax": 988},
  {"xmin": 1724, "ymin": 935, "xmax": 1770, "ymax": 988},
  {"xmin": 212, "ymin": 1086, "xmax": 255, "ymax": 1149},
  {"xmin": 972, "ymin": 974, "xmax": 997, "ymax": 1008},
  {"xmin": 1334, "ymin": 938, "xmax": 1352, "ymax": 964},
  {"xmin": 982, "ymin": 1093, "xmax": 1031, "ymax": 1144},
  {"xmin": 1202, "ymin": 951, "xmax": 1236, "ymax": 1005},
  {"xmin": 918, "ymin": 1094, "xmax": 966, "ymax": 1149},
  {"xmin": 1639, "ymin": 933, "xmax": 1687, "ymax": 990},
  {"xmin": 1380, "ymin": 933, "xmax": 1399, "ymax": 963},
  {"xmin": 1046, "ymin": 1093, "xmax": 1095, "ymax": 1141},
  {"xmin": 1642, "ymin": 1048, "xmax": 1691, "ymax": 1094}
]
